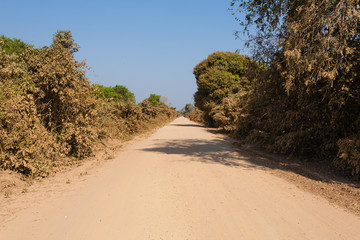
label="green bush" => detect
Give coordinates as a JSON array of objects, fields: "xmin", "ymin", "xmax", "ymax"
[
  {"xmin": 95, "ymin": 84, "xmax": 135, "ymax": 103},
  {"xmin": 0, "ymin": 35, "xmax": 29, "ymax": 55},
  {"xmin": 148, "ymin": 94, "xmax": 161, "ymax": 106}
]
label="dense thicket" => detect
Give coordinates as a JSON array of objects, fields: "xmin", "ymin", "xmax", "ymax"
[
  {"xmin": 191, "ymin": 1, "xmax": 360, "ymax": 178},
  {"xmin": 0, "ymin": 32, "xmax": 177, "ymax": 178}
]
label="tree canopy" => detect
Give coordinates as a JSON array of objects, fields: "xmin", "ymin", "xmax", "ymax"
[
  {"xmin": 230, "ymin": 0, "xmax": 360, "ymax": 91},
  {"xmin": 193, "ymin": 51, "xmax": 253, "ymax": 125},
  {"xmin": 95, "ymin": 84, "xmax": 135, "ymax": 103},
  {"xmin": 0, "ymin": 35, "xmax": 30, "ymax": 55},
  {"xmin": 189, "ymin": 1, "xmax": 360, "ymax": 177},
  {"xmin": 183, "ymin": 104, "xmax": 195, "ymax": 114},
  {"xmin": 148, "ymin": 94, "xmax": 161, "ymax": 106}
]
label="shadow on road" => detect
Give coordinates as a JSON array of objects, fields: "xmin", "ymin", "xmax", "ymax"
[
  {"xmin": 168, "ymin": 123, "xmax": 205, "ymax": 128},
  {"xmin": 144, "ymin": 124, "xmax": 357, "ymax": 186},
  {"xmin": 142, "ymin": 138, "xmax": 258, "ymax": 169}
]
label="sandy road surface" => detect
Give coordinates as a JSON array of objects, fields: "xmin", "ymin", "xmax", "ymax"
[{"xmin": 1, "ymin": 117, "xmax": 360, "ymax": 239}]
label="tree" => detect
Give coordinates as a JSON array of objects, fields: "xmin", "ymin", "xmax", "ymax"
[
  {"xmin": 148, "ymin": 94, "xmax": 161, "ymax": 106},
  {"xmin": 193, "ymin": 51, "xmax": 252, "ymax": 125},
  {"xmin": 0, "ymin": 35, "xmax": 29, "ymax": 55},
  {"xmin": 230, "ymin": 0, "xmax": 359, "ymax": 91},
  {"xmin": 160, "ymin": 96, "xmax": 172, "ymax": 107},
  {"xmin": 95, "ymin": 84, "xmax": 135, "ymax": 103},
  {"xmin": 183, "ymin": 104, "xmax": 195, "ymax": 114},
  {"xmin": 230, "ymin": 0, "xmax": 360, "ymax": 176},
  {"xmin": 52, "ymin": 30, "xmax": 79, "ymax": 54},
  {"xmin": 20, "ymin": 30, "xmax": 98, "ymax": 158}
]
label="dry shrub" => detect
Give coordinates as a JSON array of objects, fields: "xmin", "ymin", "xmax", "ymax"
[
  {"xmin": 185, "ymin": 109, "xmax": 205, "ymax": 124},
  {"xmin": 114, "ymin": 100, "xmax": 177, "ymax": 135},
  {"xmin": 227, "ymin": 0, "xmax": 360, "ymax": 177},
  {"xmin": 0, "ymin": 88, "xmax": 61, "ymax": 177},
  {"xmin": 212, "ymin": 91, "xmax": 248, "ymax": 132},
  {"xmin": 0, "ymin": 31, "xmax": 178, "ymax": 178},
  {"xmin": 335, "ymin": 136, "xmax": 360, "ymax": 179},
  {"xmin": 20, "ymin": 35, "xmax": 99, "ymax": 159},
  {"xmin": 192, "ymin": 49, "xmax": 360, "ymax": 177},
  {"xmin": 103, "ymin": 101, "xmax": 143, "ymax": 136},
  {"xmin": 97, "ymin": 99, "xmax": 178, "ymax": 140},
  {"xmin": 0, "ymin": 50, "xmax": 61, "ymax": 177},
  {"xmin": 96, "ymin": 102, "xmax": 126, "ymax": 140}
]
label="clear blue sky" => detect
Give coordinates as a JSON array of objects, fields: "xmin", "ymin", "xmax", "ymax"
[{"xmin": 1, "ymin": 0, "xmax": 249, "ymax": 109}]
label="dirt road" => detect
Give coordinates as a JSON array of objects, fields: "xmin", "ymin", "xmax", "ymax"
[{"xmin": 1, "ymin": 117, "xmax": 360, "ymax": 239}]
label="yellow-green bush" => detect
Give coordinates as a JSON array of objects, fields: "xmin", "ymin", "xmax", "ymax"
[{"xmin": 193, "ymin": 51, "xmax": 252, "ymax": 126}]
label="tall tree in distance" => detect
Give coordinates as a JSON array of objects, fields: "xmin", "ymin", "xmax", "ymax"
[{"xmin": 193, "ymin": 51, "xmax": 252, "ymax": 125}]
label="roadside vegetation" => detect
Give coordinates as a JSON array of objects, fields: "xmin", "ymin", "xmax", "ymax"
[
  {"xmin": 95, "ymin": 84, "xmax": 135, "ymax": 103},
  {"xmin": 0, "ymin": 31, "xmax": 178, "ymax": 178},
  {"xmin": 189, "ymin": 1, "xmax": 360, "ymax": 179}
]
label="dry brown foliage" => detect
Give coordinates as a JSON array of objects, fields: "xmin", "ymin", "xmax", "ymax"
[
  {"xmin": 185, "ymin": 109, "xmax": 206, "ymax": 124},
  {"xmin": 0, "ymin": 31, "xmax": 178, "ymax": 178},
  {"xmin": 98, "ymin": 100, "xmax": 178, "ymax": 139},
  {"xmin": 0, "ymin": 47, "xmax": 61, "ymax": 177}
]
